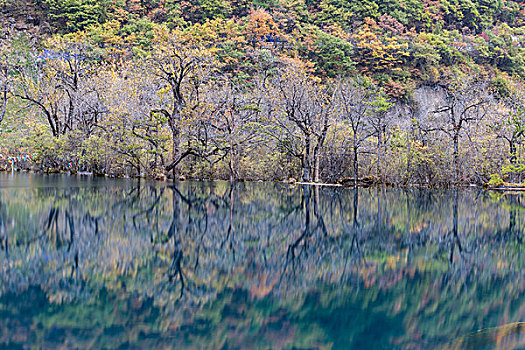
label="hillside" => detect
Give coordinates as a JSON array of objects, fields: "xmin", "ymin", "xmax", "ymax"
[
  {"xmin": 3, "ymin": 0, "xmax": 525, "ymax": 90},
  {"xmin": 1, "ymin": 0, "xmax": 525, "ymax": 185}
]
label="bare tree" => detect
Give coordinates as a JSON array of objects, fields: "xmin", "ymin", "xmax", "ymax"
[
  {"xmin": 337, "ymin": 78, "xmax": 376, "ymax": 187},
  {"xmin": 207, "ymin": 80, "xmax": 262, "ymax": 181},
  {"xmin": 270, "ymin": 66, "xmax": 335, "ymax": 182},
  {"xmin": 432, "ymin": 75, "xmax": 491, "ymax": 184},
  {"xmin": 492, "ymin": 83, "xmax": 525, "ymax": 166},
  {"xmin": 366, "ymin": 90, "xmax": 393, "ymax": 183}
]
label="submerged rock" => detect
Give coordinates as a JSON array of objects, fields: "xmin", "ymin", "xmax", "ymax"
[
  {"xmin": 285, "ymin": 178, "xmax": 296, "ymax": 184},
  {"xmin": 155, "ymin": 173, "xmax": 167, "ymax": 181}
]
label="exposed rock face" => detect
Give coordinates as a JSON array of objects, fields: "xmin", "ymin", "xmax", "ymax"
[
  {"xmin": 411, "ymin": 85, "xmax": 448, "ymax": 119},
  {"xmin": 0, "ymin": 1, "xmax": 47, "ymax": 40},
  {"xmin": 382, "ymin": 84, "xmax": 448, "ymax": 131}
]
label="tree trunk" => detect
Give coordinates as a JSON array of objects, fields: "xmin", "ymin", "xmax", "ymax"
[
  {"xmin": 169, "ymin": 102, "xmax": 183, "ymax": 179},
  {"xmin": 172, "ymin": 130, "xmax": 180, "ymax": 178},
  {"xmin": 170, "ymin": 121, "xmax": 181, "ymax": 179},
  {"xmin": 406, "ymin": 129, "xmax": 411, "ymax": 182},
  {"xmin": 509, "ymin": 195, "xmax": 516, "ymax": 236},
  {"xmin": 510, "ymin": 140, "xmax": 517, "ymax": 164},
  {"xmin": 303, "ymin": 136, "xmax": 311, "ymax": 182},
  {"xmin": 353, "ymin": 136, "xmax": 359, "ymax": 188},
  {"xmin": 453, "ymin": 132, "xmax": 459, "ymax": 184},
  {"xmin": 353, "ymin": 188, "xmax": 358, "ymax": 228},
  {"xmin": 450, "ymin": 189, "xmax": 459, "ymax": 262},
  {"xmin": 510, "ymin": 140, "xmax": 517, "ymax": 182},
  {"xmin": 0, "ymin": 82, "xmax": 6, "ymax": 125},
  {"xmin": 229, "ymin": 138, "xmax": 235, "ymax": 182},
  {"xmin": 376, "ymin": 131, "xmax": 382, "ymax": 182},
  {"xmin": 313, "ymin": 153, "xmax": 320, "ymax": 183}
]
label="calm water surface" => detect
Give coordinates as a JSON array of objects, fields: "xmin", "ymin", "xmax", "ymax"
[{"xmin": 1, "ymin": 173, "xmax": 525, "ymax": 349}]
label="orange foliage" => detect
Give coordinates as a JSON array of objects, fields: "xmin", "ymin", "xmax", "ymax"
[{"xmin": 353, "ymin": 18, "xmax": 409, "ymax": 74}]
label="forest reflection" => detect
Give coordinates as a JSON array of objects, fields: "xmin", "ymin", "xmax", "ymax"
[{"xmin": 0, "ymin": 174, "xmax": 525, "ymax": 349}]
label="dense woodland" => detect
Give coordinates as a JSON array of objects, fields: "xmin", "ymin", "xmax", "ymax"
[{"xmin": 2, "ymin": 0, "xmax": 525, "ymax": 185}]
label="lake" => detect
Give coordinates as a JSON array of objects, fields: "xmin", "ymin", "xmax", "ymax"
[{"xmin": 0, "ymin": 173, "xmax": 525, "ymax": 349}]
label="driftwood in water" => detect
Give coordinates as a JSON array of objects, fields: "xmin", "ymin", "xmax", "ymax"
[
  {"xmin": 490, "ymin": 187, "xmax": 525, "ymax": 191},
  {"xmin": 486, "ymin": 182, "xmax": 525, "ymax": 191},
  {"xmin": 339, "ymin": 176, "xmax": 374, "ymax": 188},
  {"xmin": 294, "ymin": 182, "xmax": 342, "ymax": 187}
]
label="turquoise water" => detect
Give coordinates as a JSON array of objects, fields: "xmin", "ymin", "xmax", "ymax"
[{"xmin": 0, "ymin": 173, "xmax": 525, "ymax": 349}]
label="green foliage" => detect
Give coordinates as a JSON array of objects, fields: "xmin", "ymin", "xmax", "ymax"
[
  {"xmin": 370, "ymin": 89, "xmax": 393, "ymax": 113},
  {"xmin": 27, "ymin": 123, "xmax": 68, "ymax": 169},
  {"xmin": 251, "ymin": 0, "xmax": 278, "ymax": 9},
  {"xmin": 40, "ymin": 0, "xmax": 111, "ymax": 32},
  {"xmin": 9, "ymin": 0, "xmax": 523, "ymax": 88},
  {"xmin": 121, "ymin": 17, "xmax": 156, "ymax": 49},
  {"xmin": 77, "ymin": 134, "xmax": 108, "ymax": 173},
  {"xmin": 488, "ymin": 173, "xmax": 504, "ymax": 186},
  {"xmin": 315, "ymin": 0, "xmax": 378, "ymax": 29},
  {"xmin": 490, "ymin": 75, "xmax": 510, "ymax": 98},
  {"xmin": 312, "ymin": 30, "xmax": 355, "ymax": 77},
  {"xmin": 502, "ymin": 163, "xmax": 525, "ymax": 176}
]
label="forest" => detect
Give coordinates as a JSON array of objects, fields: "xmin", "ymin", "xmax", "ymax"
[{"xmin": 2, "ymin": 0, "xmax": 525, "ymax": 185}]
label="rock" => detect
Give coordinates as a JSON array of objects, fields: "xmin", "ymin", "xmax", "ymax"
[{"xmin": 15, "ymin": 24, "xmax": 29, "ymax": 31}]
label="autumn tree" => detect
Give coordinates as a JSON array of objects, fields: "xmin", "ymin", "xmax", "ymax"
[
  {"xmin": 14, "ymin": 36, "xmax": 103, "ymax": 137},
  {"xmin": 147, "ymin": 27, "xmax": 214, "ymax": 177},
  {"xmin": 353, "ymin": 17, "xmax": 409, "ymax": 74},
  {"xmin": 97, "ymin": 65, "xmax": 170, "ymax": 176},
  {"xmin": 244, "ymin": 9, "xmax": 282, "ymax": 49}
]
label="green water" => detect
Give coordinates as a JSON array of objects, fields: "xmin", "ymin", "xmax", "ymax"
[{"xmin": 1, "ymin": 173, "xmax": 525, "ymax": 349}]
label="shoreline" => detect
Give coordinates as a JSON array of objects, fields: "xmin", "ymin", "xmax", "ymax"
[{"xmin": 0, "ymin": 169, "xmax": 501, "ymax": 190}]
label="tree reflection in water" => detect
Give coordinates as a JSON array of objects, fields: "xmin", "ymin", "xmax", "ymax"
[{"xmin": 0, "ymin": 173, "xmax": 525, "ymax": 348}]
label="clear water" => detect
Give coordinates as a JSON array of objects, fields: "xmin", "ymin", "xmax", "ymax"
[{"xmin": 1, "ymin": 173, "xmax": 525, "ymax": 349}]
